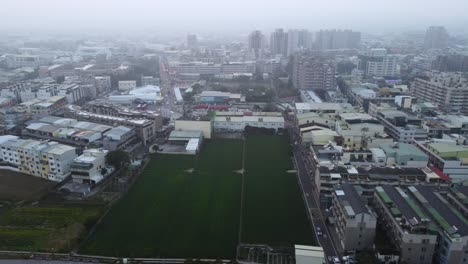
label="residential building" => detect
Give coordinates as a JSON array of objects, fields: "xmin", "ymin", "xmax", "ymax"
[
  {"xmin": 118, "ymin": 80, "xmax": 137, "ymax": 91},
  {"xmin": 256, "ymin": 59, "xmax": 281, "ymax": 76},
  {"xmin": 292, "ymin": 55, "xmax": 336, "ymax": 90},
  {"xmin": 446, "ymin": 185, "xmax": 468, "ymax": 219},
  {"xmin": 287, "ymin": 29, "xmax": 312, "ymax": 55},
  {"xmin": 315, "ymin": 166, "xmax": 449, "ymax": 208},
  {"xmin": 5, "ymin": 54, "xmax": 45, "ymax": 68},
  {"xmin": 432, "ymin": 53, "xmax": 468, "ymax": 72},
  {"xmin": 65, "ymin": 105, "xmax": 159, "ymax": 145},
  {"xmin": 94, "ymin": 76, "xmax": 112, "ymax": 94},
  {"xmin": 315, "ymin": 29, "xmax": 361, "ymax": 50},
  {"xmin": 248, "ymin": 30, "xmax": 265, "ymax": 58},
  {"xmin": 409, "ymin": 186, "xmax": 468, "ymax": 264},
  {"xmin": 331, "ymin": 183, "xmax": 376, "ymax": 251},
  {"xmin": 358, "ymin": 49, "xmax": 398, "ymax": 77},
  {"xmin": 376, "ymin": 109, "xmax": 427, "ymax": 143},
  {"xmin": 424, "ymin": 26, "xmax": 449, "ymax": 49},
  {"xmin": 56, "ymin": 83, "xmax": 93, "ymax": 104},
  {"xmin": 0, "ymin": 136, "xmax": 77, "ymax": 182},
  {"xmin": 411, "ymin": 72, "xmax": 468, "ymax": 115},
  {"xmin": 270, "ymin": 28, "xmax": 288, "ymax": 56},
  {"xmin": 187, "ymin": 34, "xmax": 198, "ymax": 50},
  {"xmin": 71, "ymin": 148, "xmax": 108, "ymax": 185},
  {"xmin": 373, "ymin": 185, "xmax": 438, "ymax": 264},
  {"xmin": 141, "ymin": 76, "xmax": 159, "ymax": 86},
  {"xmin": 221, "ymin": 62, "xmax": 256, "ymax": 74}
]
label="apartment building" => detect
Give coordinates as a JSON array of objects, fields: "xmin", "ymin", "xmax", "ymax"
[
  {"xmin": 358, "ymin": 49, "xmax": 398, "ymax": 77},
  {"xmin": 118, "ymin": 80, "xmax": 137, "ymax": 91},
  {"xmin": 315, "ymin": 166, "xmax": 449, "ymax": 208},
  {"xmin": 331, "ymin": 183, "xmax": 376, "ymax": 251},
  {"xmin": 94, "ymin": 76, "xmax": 112, "ymax": 94},
  {"xmin": 412, "ymin": 72, "xmax": 468, "ymax": 115},
  {"xmin": 424, "ymin": 26, "xmax": 448, "ymax": 49},
  {"xmin": 446, "ymin": 185, "xmax": 468, "ymax": 219},
  {"xmin": 0, "ymin": 136, "xmax": 77, "ymax": 182},
  {"xmin": 315, "ymin": 29, "xmax": 361, "ymax": 50},
  {"xmin": 376, "ymin": 109, "xmax": 427, "ymax": 143},
  {"xmin": 5, "ymin": 54, "xmax": 46, "ymax": 68},
  {"xmin": 373, "ymin": 185, "xmax": 438, "ymax": 264},
  {"xmin": 409, "ymin": 186, "xmax": 468, "ymax": 264},
  {"xmin": 292, "ymin": 56, "xmax": 336, "ymax": 90}
]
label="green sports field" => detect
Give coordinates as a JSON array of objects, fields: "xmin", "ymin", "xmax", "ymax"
[
  {"xmin": 241, "ymin": 135, "xmax": 313, "ymax": 246},
  {"xmin": 81, "ymin": 136, "xmax": 313, "ymax": 258}
]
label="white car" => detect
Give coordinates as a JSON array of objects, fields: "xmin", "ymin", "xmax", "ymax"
[{"xmin": 332, "ymin": 257, "xmax": 340, "ymax": 264}]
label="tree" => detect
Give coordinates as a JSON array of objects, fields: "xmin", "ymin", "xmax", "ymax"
[
  {"xmin": 100, "ymin": 167, "xmax": 108, "ymax": 176},
  {"xmin": 337, "ymin": 60, "xmax": 356, "ymax": 75},
  {"xmin": 262, "ymin": 102, "xmax": 276, "ymax": 112},
  {"xmin": 105, "ymin": 150, "xmax": 130, "ymax": 169}
]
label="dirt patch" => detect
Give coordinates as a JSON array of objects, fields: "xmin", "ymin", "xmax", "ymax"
[{"xmin": 0, "ymin": 169, "xmax": 56, "ymax": 202}]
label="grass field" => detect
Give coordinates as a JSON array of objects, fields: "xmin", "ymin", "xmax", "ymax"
[
  {"xmin": 241, "ymin": 135, "xmax": 313, "ymax": 246},
  {"xmin": 81, "ymin": 136, "xmax": 313, "ymax": 258},
  {"xmin": 81, "ymin": 139, "xmax": 243, "ymax": 258},
  {"xmin": 0, "ymin": 204, "xmax": 102, "ymax": 252}
]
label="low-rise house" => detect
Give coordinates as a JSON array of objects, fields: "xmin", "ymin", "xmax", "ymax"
[{"xmin": 71, "ymin": 148, "xmax": 109, "ymax": 185}]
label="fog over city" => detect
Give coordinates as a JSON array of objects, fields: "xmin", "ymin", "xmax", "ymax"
[
  {"xmin": 1, "ymin": 0, "xmax": 468, "ymax": 34},
  {"xmin": 2, "ymin": 0, "xmax": 468, "ymax": 263}
]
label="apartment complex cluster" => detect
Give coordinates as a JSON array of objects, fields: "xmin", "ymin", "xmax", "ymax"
[
  {"xmin": 285, "ymin": 25, "xmax": 468, "ymax": 263},
  {"xmin": 0, "ymin": 135, "xmax": 109, "ymax": 184}
]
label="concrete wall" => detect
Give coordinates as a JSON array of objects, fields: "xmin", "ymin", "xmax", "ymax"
[{"xmin": 175, "ymin": 120, "xmax": 212, "ymax": 139}]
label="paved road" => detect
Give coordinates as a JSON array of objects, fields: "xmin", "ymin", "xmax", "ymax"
[{"xmin": 286, "ymin": 122, "xmax": 340, "ymax": 263}]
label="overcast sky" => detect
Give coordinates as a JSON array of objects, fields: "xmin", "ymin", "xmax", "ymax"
[{"xmin": 1, "ymin": 0, "xmax": 467, "ymax": 34}]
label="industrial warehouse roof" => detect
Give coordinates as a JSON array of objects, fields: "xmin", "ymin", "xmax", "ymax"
[
  {"xmin": 186, "ymin": 138, "xmax": 200, "ymax": 152},
  {"xmin": 199, "ymin": 90, "xmax": 241, "ymax": 99},
  {"xmin": 380, "ymin": 143, "xmax": 428, "ymax": 159},
  {"xmin": 43, "ymin": 142, "xmax": 75, "ymax": 155},
  {"xmin": 104, "ymin": 126, "xmax": 132, "ymax": 140},
  {"xmin": 27, "ymin": 123, "xmax": 62, "ymax": 133},
  {"xmin": 39, "ymin": 116, "xmax": 77, "ymax": 127},
  {"xmin": 295, "ymin": 102, "xmax": 342, "ymax": 111},
  {"xmin": 428, "ymin": 143, "xmax": 468, "ymax": 154},
  {"xmin": 72, "ymin": 121, "xmax": 112, "ymax": 133}
]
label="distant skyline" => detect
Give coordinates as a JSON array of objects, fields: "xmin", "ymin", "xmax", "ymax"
[{"xmin": 1, "ymin": 0, "xmax": 468, "ymax": 34}]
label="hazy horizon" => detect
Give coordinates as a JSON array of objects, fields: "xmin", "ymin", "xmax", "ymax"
[{"xmin": 1, "ymin": 0, "xmax": 468, "ymax": 35}]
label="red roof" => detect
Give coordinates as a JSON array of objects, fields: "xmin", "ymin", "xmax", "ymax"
[{"xmin": 429, "ymin": 165, "xmax": 451, "ymax": 181}]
